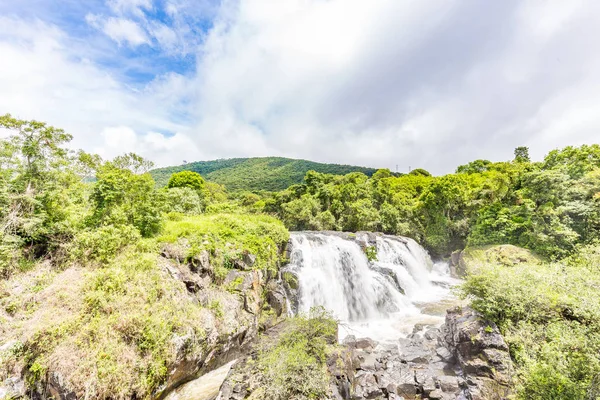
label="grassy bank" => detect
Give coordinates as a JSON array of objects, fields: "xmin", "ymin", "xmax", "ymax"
[
  {"xmin": 0, "ymin": 213, "xmax": 288, "ymax": 399},
  {"xmin": 461, "ymin": 245, "xmax": 600, "ymax": 399}
]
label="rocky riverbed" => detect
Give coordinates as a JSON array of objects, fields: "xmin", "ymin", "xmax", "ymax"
[{"xmin": 216, "ymin": 306, "xmax": 514, "ymax": 400}]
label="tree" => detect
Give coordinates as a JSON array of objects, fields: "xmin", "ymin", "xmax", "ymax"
[
  {"xmin": 0, "ymin": 114, "xmax": 82, "ymax": 275},
  {"xmin": 90, "ymin": 159, "xmax": 162, "ymax": 237},
  {"xmin": 409, "ymin": 168, "xmax": 431, "ymax": 177},
  {"xmin": 163, "ymin": 187, "xmax": 202, "ymax": 214},
  {"xmin": 372, "ymin": 168, "xmax": 392, "ymax": 180},
  {"xmin": 456, "ymin": 159, "xmax": 491, "ymax": 174},
  {"xmin": 167, "ymin": 171, "xmax": 205, "ymax": 192},
  {"xmin": 0, "ymin": 113, "xmax": 73, "ymax": 190},
  {"xmin": 514, "ymin": 146, "xmax": 531, "ymax": 163}
]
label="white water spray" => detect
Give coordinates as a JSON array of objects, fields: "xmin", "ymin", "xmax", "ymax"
[{"xmin": 285, "ymin": 232, "xmax": 459, "ymax": 342}]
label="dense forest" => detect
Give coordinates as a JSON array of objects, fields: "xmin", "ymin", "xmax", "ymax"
[
  {"xmin": 1, "ymin": 114, "xmax": 599, "ymax": 399},
  {"xmin": 252, "ymin": 146, "xmax": 600, "ymax": 259},
  {"xmin": 150, "ymin": 157, "xmax": 378, "ymax": 191}
]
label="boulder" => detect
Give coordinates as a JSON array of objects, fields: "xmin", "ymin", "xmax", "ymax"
[
  {"xmin": 161, "ymin": 258, "xmax": 211, "ymax": 293},
  {"xmin": 0, "ymin": 377, "xmax": 26, "ymax": 399},
  {"xmin": 265, "ymin": 280, "xmax": 287, "ymax": 317},
  {"xmin": 443, "ymin": 307, "xmax": 514, "ymax": 399}
]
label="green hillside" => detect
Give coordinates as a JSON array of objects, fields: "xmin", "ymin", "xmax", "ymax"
[{"xmin": 150, "ymin": 157, "xmax": 378, "ymax": 191}]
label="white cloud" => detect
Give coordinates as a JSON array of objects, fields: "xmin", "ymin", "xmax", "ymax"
[
  {"xmin": 2, "ymin": 1, "xmax": 600, "ymax": 174},
  {"xmin": 87, "ymin": 14, "xmax": 149, "ymax": 47},
  {"xmin": 184, "ymin": 0, "xmax": 600, "ymax": 173},
  {"xmin": 107, "ymin": 0, "xmax": 152, "ymax": 16},
  {"xmin": 96, "ymin": 126, "xmax": 200, "ymax": 166},
  {"xmin": 0, "ymin": 16, "xmax": 193, "ymax": 166},
  {"xmin": 148, "ymin": 21, "xmax": 178, "ymax": 51}
]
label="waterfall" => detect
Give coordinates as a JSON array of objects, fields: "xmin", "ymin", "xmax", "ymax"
[{"xmin": 285, "ymin": 232, "xmax": 459, "ymax": 342}]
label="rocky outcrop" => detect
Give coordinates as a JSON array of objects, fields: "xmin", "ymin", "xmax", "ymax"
[
  {"xmin": 12, "ymin": 239, "xmax": 289, "ymax": 400},
  {"xmin": 330, "ymin": 306, "xmax": 513, "ymax": 400},
  {"xmin": 442, "ymin": 307, "xmax": 513, "ymax": 400},
  {"xmin": 154, "ymin": 242, "xmax": 290, "ymax": 399},
  {"xmin": 0, "ymin": 377, "xmax": 26, "ymax": 400},
  {"xmin": 213, "ymin": 307, "xmax": 513, "ymax": 400},
  {"xmin": 0, "ymin": 341, "xmax": 26, "ymax": 400}
]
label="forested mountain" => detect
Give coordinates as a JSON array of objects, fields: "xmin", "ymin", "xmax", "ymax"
[{"xmin": 150, "ymin": 157, "xmax": 378, "ymax": 191}]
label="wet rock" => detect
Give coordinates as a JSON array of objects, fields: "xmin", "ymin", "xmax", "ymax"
[
  {"xmin": 398, "ymin": 338, "xmax": 432, "ymax": 364},
  {"xmin": 346, "ymin": 337, "xmax": 377, "ymax": 352},
  {"xmin": 421, "ymin": 376, "xmax": 437, "ymax": 395},
  {"xmin": 435, "ymin": 347, "xmax": 453, "ymax": 363},
  {"xmin": 357, "ymin": 353, "xmax": 379, "ymax": 371},
  {"xmin": 436, "ymin": 375, "xmax": 460, "ymax": 394},
  {"xmin": 329, "ymin": 306, "xmax": 514, "ymax": 400},
  {"xmin": 395, "ymin": 370, "xmax": 417, "ymax": 398}
]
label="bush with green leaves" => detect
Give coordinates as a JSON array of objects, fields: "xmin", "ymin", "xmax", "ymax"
[
  {"xmin": 162, "ymin": 187, "xmax": 203, "ymax": 214},
  {"xmin": 89, "ymin": 163, "xmax": 162, "ymax": 237},
  {"xmin": 71, "ymin": 225, "xmax": 141, "ymax": 265},
  {"xmin": 249, "ymin": 307, "xmax": 338, "ymax": 400},
  {"xmin": 167, "ymin": 170, "xmax": 205, "ymax": 192},
  {"xmin": 460, "ymin": 245, "xmax": 600, "ymax": 399},
  {"xmin": 158, "ymin": 213, "xmax": 289, "ymax": 275}
]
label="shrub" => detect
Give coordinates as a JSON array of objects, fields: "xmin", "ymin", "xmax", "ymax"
[
  {"xmin": 163, "ymin": 187, "xmax": 203, "ymax": 214},
  {"xmin": 461, "ymin": 246, "xmax": 600, "ymax": 399},
  {"xmin": 250, "ymin": 307, "xmax": 337, "ymax": 400},
  {"xmin": 72, "ymin": 225, "xmax": 141, "ymax": 265}
]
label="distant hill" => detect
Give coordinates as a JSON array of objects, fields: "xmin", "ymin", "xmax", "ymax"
[{"xmin": 150, "ymin": 157, "xmax": 379, "ymax": 191}]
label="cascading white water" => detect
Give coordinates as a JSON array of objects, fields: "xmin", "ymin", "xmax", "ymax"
[{"xmin": 285, "ymin": 232, "xmax": 459, "ymax": 342}]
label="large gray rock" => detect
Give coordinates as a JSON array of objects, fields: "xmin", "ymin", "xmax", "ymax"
[
  {"xmin": 326, "ymin": 307, "xmax": 513, "ymax": 400},
  {"xmin": 0, "ymin": 377, "xmax": 26, "ymax": 399},
  {"xmin": 443, "ymin": 307, "xmax": 514, "ymax": 400}
]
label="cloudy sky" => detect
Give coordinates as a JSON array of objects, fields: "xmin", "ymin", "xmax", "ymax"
[{"xmin": 0, "ymin": 0, "xmax": 599, "ymax": 174}]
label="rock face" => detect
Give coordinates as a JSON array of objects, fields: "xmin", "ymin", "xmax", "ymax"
[
  {"xmin": 10, "ymin": 239, "xmax": 289, "ymax": 400},
  {"xmin": 0, "ymin": 377, "xmax": 26, "ymax": 400},
  {"xmin": 443, "ymin": 307, "xmax": 513, "ymax": 400},
  {"xmin": 213, "ymin": 306, "xmax": 513, "ymax": 400},
  {"xmin": 330, "ymin": 306, "xmax": 513, "ymax": 400},
  {"xmin": 0, "ymin": 341, "xmax": 26, "ymax": 400},
  {"xmin": 154, "ymin": 241, "xmax": 290, "ymax": 399}
]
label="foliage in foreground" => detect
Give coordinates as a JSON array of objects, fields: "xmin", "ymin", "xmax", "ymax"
[
  {"xmin": 0, "ymin": 213, "xmax": 288, "ymax": 399},
  {"xmin": 461, "ymin": 245, "xmax": 600, "ymax": 400},
  {"xmin": 245, "ymin": 307, "xmax": 338, "ymax": 400}
]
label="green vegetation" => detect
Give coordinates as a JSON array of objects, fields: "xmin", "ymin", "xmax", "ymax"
[
  {"xmin": 261, "ymin": 146, "xmax": 600, "ymax": 258},
  {"xmin": 159, "ymin": 213, "xmax": 289, "ymax": 276},
  {"xmin": 364, "ymin": 245, "xmax": 377, "ymax": 262},
  {"xmin": 243, "ymin": 307, "xmax": 338, "ymax": 400},
  {"xmin": 150, "ymin": 157, "xmax": 378, "ymax": 191},
  {"xmin": 2, "ymin": 113, "xmax": 600, "ymax": 400},
  {"xmin": 461, "ymin": 244, "xmax": 600, "ymax": 399},
  {"xmin": 0, "ymin": 114, "xmax": 289, "ymax": 399}
]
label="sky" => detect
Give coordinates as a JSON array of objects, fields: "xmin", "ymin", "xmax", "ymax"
[{"xmin": 0, "ymin": 0, "xmax": 599, "ymax": 174}]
